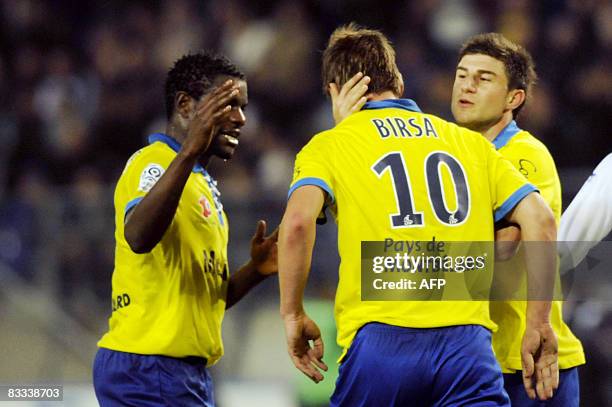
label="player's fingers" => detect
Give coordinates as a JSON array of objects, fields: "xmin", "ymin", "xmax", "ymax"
[
  {"xmin": 205, "ymin": 79, "xmax": 234, "ymax": 99},
  {"xmin": 346, "ymin": 76, "xmax": 369, "ymax": 102},
  {"xmin": 307, "ymin": 341, "xmax": 328, "ymax": 372},
  {"xmin": 339, "ymin": 72, "xmax": 364, "ymax": 97},
  {"xmin": 539, "ymin": 365, "xmax": 553, "ymax": 400},
  {"xmin": 209, "ymin": 105, "xmax": 232, "ymax": 122},
  {"xmin": 350, "ymin": 96, "xmax": 368, "ymax": 113},
  {"xmin": 329, "ymin": 83, "xmax": 339, "ymax": 101},
  {"xmin": 307, "ymin": 350, "xmax": 328, "ymax": 372},
  {"xmin": 544, "ymin": 373, "xmax": 555, "ymax": 400},
  {"xmin": 536, "ymin": 376, "xmax": 546, "ymax": 400},
  {"xmin": 206, "ymin": 87, "xmax": 239, "ymax": 114},
  {"xmin": 523, "ymin": 382, "xmax": 536, "ymax": 400},
  {"xmin": 196, "ymin": 80, "xmax": 234, "ymax": 110},
  {"xmin": 198, "ymin": 85, "xmax": 238, "ymax": 113},
  {"xmin": 294, "ymin": 354, "xmax": 323, "ymax": 383},
  {"xmin": 253, "ymin": 220, "xmax": 266, "ymax": 242},
  {"xmin": 312, "ymin": 337, "xmax": 324, "ymax": 360},
  {"xmin": 522, "ymin": 355, "xmax": 536, "ymax": 400},
  {"xmin": 521, "ymin": 350, "xmax": 535, "ymax": 377}
]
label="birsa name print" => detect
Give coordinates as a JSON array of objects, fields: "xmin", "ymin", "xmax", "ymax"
[{"xmin": 372, "ymin": 116, "xmax": 439, "ymax": 139}]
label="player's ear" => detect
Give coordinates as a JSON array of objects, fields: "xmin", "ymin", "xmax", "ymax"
[
  {"xmin": 175, "ymin": 91, "xmax": 196, "ymax": 120},
  {"xmin": 507, "ymin": 89, "xmax": 526, "ymax": 112}
]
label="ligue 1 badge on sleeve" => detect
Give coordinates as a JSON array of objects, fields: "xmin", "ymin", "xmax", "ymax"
[{"xmin": 199, "ymin": 196, "xmax": 213, "ymax": 218}]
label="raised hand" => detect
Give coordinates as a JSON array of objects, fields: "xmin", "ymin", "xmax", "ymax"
[
  {"xmin": 329, "ymin": 72, "xmax": 370, "ymax": 125},
  {"xmin": 283, "ymin": 312, "xmax": 328, "ymax": 383},
  {"xmin": 521, "ymin": 322, "xmax": 559, "ymax": 400},
  {"xmin": 183, "ymin": 79, "xmax": 239, "ymax": 156}
]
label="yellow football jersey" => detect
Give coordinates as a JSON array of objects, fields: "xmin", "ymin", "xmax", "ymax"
[
  {"xmin": 98, "ymin": 133, "xmax": 229, "ymax": 365},
  {"xmin": 289, "ymin": 99, "xmax": 537, "ymax": 357},
  {"xmin": 489, "ymin": 122, "xmax": 585, "ymax": 372}
]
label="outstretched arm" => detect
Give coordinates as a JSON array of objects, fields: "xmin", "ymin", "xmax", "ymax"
[
  {"xmin": 279, "ymin": 185, "xmax": 328, "ymax": 383},
  {"xmin": 506, "ymin": 192, "xmax": 559, "ymax": 401}
]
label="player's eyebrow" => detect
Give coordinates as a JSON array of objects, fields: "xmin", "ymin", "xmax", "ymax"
[{"xmin": 456, "ymin": 66, "xmax": 497, "ymax": 76}]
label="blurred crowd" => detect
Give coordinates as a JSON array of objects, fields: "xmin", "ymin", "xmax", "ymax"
[{"xmin": 0, "ymin": 1, "xmax": 610, "ymax": 401}]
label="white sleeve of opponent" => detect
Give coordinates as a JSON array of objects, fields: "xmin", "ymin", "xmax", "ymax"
[{"xmin": 559, "ymin": 153, "xmax": 612, "ymax": 273}]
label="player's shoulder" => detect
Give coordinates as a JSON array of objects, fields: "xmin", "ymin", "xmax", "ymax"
[
  {"xmin": 301, "ymin": 127, "xmax": 340, "ymax": 152},
  {"xmin": 442, "ymin": 117, "xmax": 483, "ymax": 139},
  {"xmin": 118, "ymin": 143, "xmax": 174, "ymax": 185},
  {"xmin": 126, "ymin": 143, "xmax": 174, "ymax": 168},
  {"xmin": 506, "ymin": 130, "xmax": 551, "ymax": 155},
  {"xmin": 594, "ymin": 153, "xmax": 612, "ymax": 174}
]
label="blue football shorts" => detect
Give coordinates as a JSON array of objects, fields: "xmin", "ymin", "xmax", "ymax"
[
  {"xmin": 330, "ymin": 323, "xmax": 510, "ymax": 407},
  {"xmin": 93, "ymin": 347, "xmax": 214, "ymax": 407},
  {"xmin": 503, "ymin": 367, "xmax": 579, "ymax": 407}
]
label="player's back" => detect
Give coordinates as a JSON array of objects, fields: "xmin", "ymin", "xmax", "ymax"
[
  {"xmin": 290, "ymin": 99, "xmax": 535, "ymax": 352},
  {"xmin": 319, "ymin": 100, "xmax": 512, "ymax": 243}
]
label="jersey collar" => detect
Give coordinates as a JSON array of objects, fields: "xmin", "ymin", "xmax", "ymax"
[
  {"xmin": 362, "ymin": 98, "xmax": 422, "ymax": 113},
  {"xmin": 148, "ymin": 133, "xmax": 207, "ymax": 174},
  {"xmin": 492, "ymin": 120, "xmax": 521, "ymax": 150}
]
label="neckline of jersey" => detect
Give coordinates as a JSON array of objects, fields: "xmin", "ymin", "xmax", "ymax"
[
  {"xmin": 492, "ymin": 120, "xmax": 521, "ymax": 150},
  {"xmin": 361, "ymin": 98, "xmax": 422, "ymax": 113},
  {"xmin": 148, "ymin": 133, "xmax": 208, "ymax": 174}
]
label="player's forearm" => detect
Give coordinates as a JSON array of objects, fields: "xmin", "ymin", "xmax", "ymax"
[
  {"xmin": 278, "ymin": 214, "xmax": 316, "ymax": 318},
  {"xmin": 124, "ymin": 150, "xmax": 199, "ymax": 253},
  {"xmin": 522, "ymin": 221, "xmax": 556, "ymax": 324},
  {"xmin": 494, "ymin": 224, "xmax": 521, "ymax": 261},
  {"xmin": 513, "ymin": 194, "xmax": 557, "ymax": 324},
  {"xmin": 225, "ymin": 261, "xmax": 268, "ymax": 309}
]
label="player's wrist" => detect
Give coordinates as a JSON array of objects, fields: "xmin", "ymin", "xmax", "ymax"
[
  {"xmin": 249, "ymin": 260, "xmax": 269, "ymax": 278},
  {"xmin": 280, "ymin": 307, "xmax": 305, "ymax": 320},
  {"xmin": 176, "ymin": 145, "xmax": 202, "ymax": 164},
  {"xmin": 525, "ymin": 317, "xmax": 552, "ymax": 330}
]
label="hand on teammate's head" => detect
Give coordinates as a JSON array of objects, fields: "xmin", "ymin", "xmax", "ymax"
[{"xmin": 330, "ymin": 72, "xmax": 370, "ymax": 125}]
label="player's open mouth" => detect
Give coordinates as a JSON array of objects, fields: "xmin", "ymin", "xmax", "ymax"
[
  {"xmin": 459, "ymin": 99, "xmax": 473, "ymax": 107},
  {"xmin": 223, "ymin": 134, "xmax": 239, "ymax": 146}
]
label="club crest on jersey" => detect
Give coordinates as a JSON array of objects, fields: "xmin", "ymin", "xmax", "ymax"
[{"xmin": 199, "ymin": 196, "xmax": 213, "ymax": 218}]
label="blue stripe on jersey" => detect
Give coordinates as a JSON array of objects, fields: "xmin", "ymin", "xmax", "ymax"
[
  {"xmin": 148, "ymin": 133, "xmax": 206, "ymax": 174},
  {"xmin": 125, "ymin": 197, "xmax": 143, "ymax": 216},
  {"xmin": 362, "ymin": 98, "xmax": 422, "ymax": 113},
  {"xmin": 288, "ymin": 177, "xmax": 335, "ymax": 203},
  {"xmin": 492, "ymin": 120, "xmax": 521, "ymax": 150},
  {"xmin": 494, "ymin": 184, "xmax": 538, "ymax": 222}
]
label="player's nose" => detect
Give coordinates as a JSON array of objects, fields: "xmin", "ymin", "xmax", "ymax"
[
  {"xmin": 461, "ymin": 79, "xmax": 477, "ymax": 93},
  {"xmin": 230, "ymin": 108, "xmax": 246, "ymax": 127}
]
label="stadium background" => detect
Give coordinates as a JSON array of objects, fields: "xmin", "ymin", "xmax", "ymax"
[{"xmin": 0, "ymin": 0, "xmax": 610, "ymax": 405}]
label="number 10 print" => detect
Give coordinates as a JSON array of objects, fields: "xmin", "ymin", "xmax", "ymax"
[{"xmin": 372, "ymin": 151, "xmax": 470, "ymax": 228}]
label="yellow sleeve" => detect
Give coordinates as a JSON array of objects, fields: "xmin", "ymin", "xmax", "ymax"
[
  {"xmin": 289, "ymin": 131, "xmax": 336, "ymax": 203},
  {"xmin": 116, "ymin": 147, "xmax": 174, "ymax": 217},
  {"xmin": 499, "ymin": 140, "xmax": 561, "ymax": 219},
  {"xmin": 485, "ymin": 141, "xmax": 539, "ymax": 222}
]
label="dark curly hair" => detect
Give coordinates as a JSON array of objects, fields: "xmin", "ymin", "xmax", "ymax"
[
  {"xmin": 164, "ymin": 51, "xmax": 245, "ymax": 119},
  {"xmin": 459, "ymin": 33, "xmax": 537, "ymax": 118}
]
